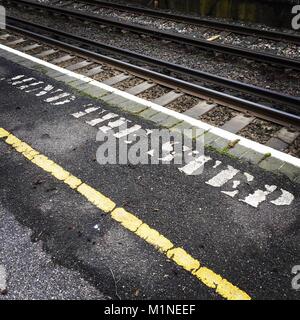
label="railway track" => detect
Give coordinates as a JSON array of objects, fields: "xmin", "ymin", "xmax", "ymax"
[
  {"xmin": 80, "ymin": 0, "xmax": 300, "ymax": 44},
  {"xmin": 5, "ymin": 16, "xmax": 300, "ymax": 118},
  {"xmin": 0, "ymin": 17, "xmax": 299, "ymax": 155},
  {"xmin": 3, "ymin": 0, "xmax": 300, "ymax": 71}
]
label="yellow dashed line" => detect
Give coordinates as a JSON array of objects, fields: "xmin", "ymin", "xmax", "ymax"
[
  {"xmin": 77, "ymin": 183, "xmax": 116, "ymax": 213},
  {"xmin": 136, "ymin": 223, "xmax": 173, "ymax": 252},
  {"xmin": 111, "ymin": 208, "xmax": 143, "ymax": 232},
  {"xmin": 65, "ymin": 175, "xmax": 82, "ymax": 189},
  {"xmin": 0, "ymin": 128, "xmax": 251, "ymax": 300},
  {"xmin": 167, "ymin": 247, "xmax": 200, "ymax": 273},
  {"xmin": 0, "ymin": 128, "xmax": 9, "ymax": 138}
]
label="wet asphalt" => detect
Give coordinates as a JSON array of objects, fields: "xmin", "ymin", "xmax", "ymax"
[{"xmin": 0, "ymin": 56, "xmax": 299, "ymax": 300}]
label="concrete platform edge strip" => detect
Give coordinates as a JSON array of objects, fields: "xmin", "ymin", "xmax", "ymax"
[{"xmin": 0, "ymin": 43, "xmax": 299, "ymax": 184}]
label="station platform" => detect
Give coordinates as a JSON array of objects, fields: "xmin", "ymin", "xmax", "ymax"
[{"xmin": 0, "ymin": 44, "xmax": 299, "ymax": 300}]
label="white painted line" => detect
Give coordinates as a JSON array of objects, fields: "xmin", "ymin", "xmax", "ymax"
[
  {"xmin": 178, "ymin": 155, "xmax": 211, "ymax": 176},
  {"xmin": 85, "ymin": 106, "xmax": 100, "ymax": 114},
  {"xmin": 11, "ymin": 75, "xmax": 25, "ymax": 80},
  {"xmin": 36, "ymin": 84, "xmax": 54, "ymax": 96},
  {"xmin": 0, "ymin": 43, "xmax": 299, "ymax": 170},
  {"xmin": 72, "ymin": 106, "xmax": 103, "ymax": 118},
  {"xmin": 213, "ymin": 160, "xmax": 222, "ymax": 169},
  {"xmin": 86, "ymin": 112, "xmax": 119, "ymax": 126},
  {"xmin": 12, "ymin": 77, "xmax": 34, "ymax": 85},
  {"xmin": 44, "ymin": 92, "xmax": 71, "ymax": 102},
  {"xmin": 52, "ymin": 96, "xmax": 75, "ymax": 105},
  {"xmin": 114, "ymin": 124, "xmax": 142, "ymax": 138},
  {"xmin": 206, "ymin": 166, "xmax": 239, "ymax": 187},
  {"xmin": 240, "ymin": 185, "xmax": 277, "ymax": 208},
  {"xmin": 222, "ymin": 190, "xmax": 239, "ymax": 198},
  {"xmin": 72, "ymin": 111, "xmax": 87, "ymax": 118},
  {"xmin": 19, "ymin": 81, "xmax": 44, "ymax": 90},
  {"xmin": 271, "ymin": 189, "xmax": 294, "ymax": 206},
  {"xmin": 0, "ymin": 265, "xmax": 7, "ymax": 293},
  {"xmin": 108, "ymin": 118, "xmax": 127, "ymax": 128},
  {"xmin": 99, "ymin": 125, "xmax": 112, "ymax": 134},
  {"xmin": 244, "ymin": 172, "xmax": 254, "ymax": 182},
  {"xmin": 233, "ymin": 180, "xmax": 241, "ymax": 189}
]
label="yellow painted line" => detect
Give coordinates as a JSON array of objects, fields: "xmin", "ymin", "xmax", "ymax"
[{"xmin": 0, "ymin": 128, "xmax": 251, "ymax": 300}]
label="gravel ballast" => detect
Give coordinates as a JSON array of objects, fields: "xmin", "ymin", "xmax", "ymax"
[{"xmin": 4, "ymin": 5, "xmax": 300, "ymax": 98}]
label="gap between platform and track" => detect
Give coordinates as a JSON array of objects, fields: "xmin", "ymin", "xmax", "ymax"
[{"xmin": 0, "ymin": 43, "xmax": 299, "ymax": 176}]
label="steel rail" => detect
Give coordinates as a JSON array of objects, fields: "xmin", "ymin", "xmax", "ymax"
[
  {"xmin": 4, "ymin": 19, "xmax": 300, "ymax": 129},
  {"xmin": 82, "ymin": 0, "xmax": 300, "ymax": 44},
  {"xmin": 6, "ymin": 15, "xmax": 300, "ymax": 115},
  {"xmin": 6, "ymin": 0, "xmax": 300, "ymax": 71}
]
